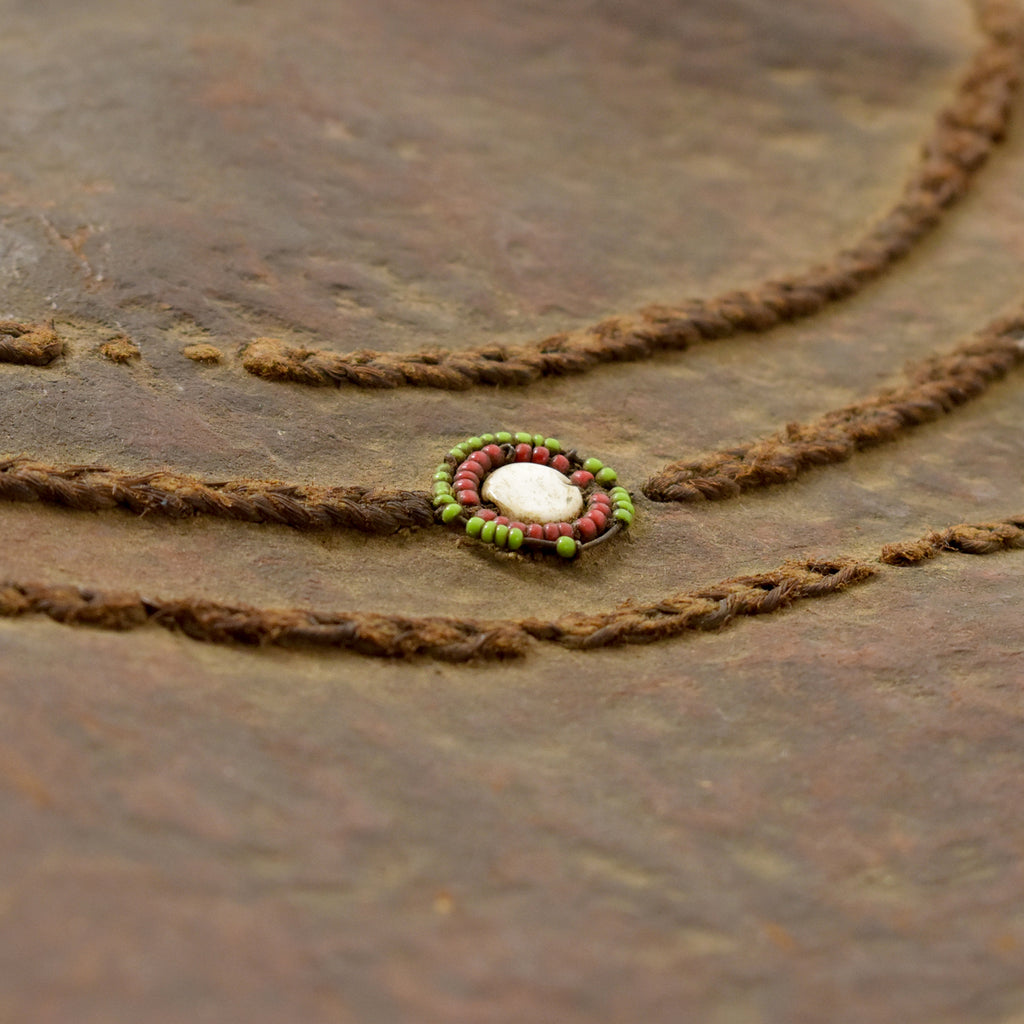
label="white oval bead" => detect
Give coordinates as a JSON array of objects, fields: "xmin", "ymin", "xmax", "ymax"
[{"xmin": 481, "ymin": 462, "xmax": 584, "ymax": 523}]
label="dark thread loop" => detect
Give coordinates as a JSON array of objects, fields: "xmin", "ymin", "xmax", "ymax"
[{"xmin": 0, "ymin": 556, "xmax": 876, "ymax": 660}]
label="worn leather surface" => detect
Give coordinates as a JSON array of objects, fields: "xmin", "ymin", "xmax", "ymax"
[{"xmin": 1, "ymin": 1, "xmax": 1023, "ymax": 1021}]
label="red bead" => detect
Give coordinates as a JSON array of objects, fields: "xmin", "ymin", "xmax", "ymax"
[
  {"xmin": 543, "ymin": 522, "xmax": 562, "ymax": 541},
  {"xmin": 550, "ymin": 454, "xmax": 571, "ymax": 473},
  {"xmin": 531, "ymin": 446, "xmax": 550, "ymax": 464},
  {"xmin": 477, "ymin": 509, "xmax": 497, "ymax": 521},
  {"xmin": 514, "ymin": 444, "xmax": 532, "ymax": 462},
  {"xmin": 467, "ymin": 451, "xmax": 491, "ymax": 472},
  {"xmin": 589, "ymin": 508, "xmax": 608, "ymax": 529},
  {"xmin": 454, "ymin": 474, "xmax": 478, "ymax": 489},
  {"xmin": 482, "ymin": 444, "xmax": 504, "ymax": 465},
  {"xmin": 457, "ymin": 461, "xmax": 483, "ymax": 479},
  {"xmin": 570, "ymin": 470, "xmax": 594, "ymax": 487},
  {"xmin": 495, "ymin": 516, "xmax": 510, "ymax": 527},
  {"xmin": 509, "ymin": 522, "xmax": 526, "ymax": 534},
  {"xmin": 558, "ymin": 522, "xmax": 573, "ymax": 537},
  {"xmin": 459, "ymin": 491, "xmax": 480, "ymax": 506},
  {"xmin": 590, "ymin": 491, "xmax": 611, "ymax": 506},
  {"xmin": 576, "ymin": 516, "xmax": 598, "ymax": 541},
  {"xmin": 526, "ymin": 524, "xmax": 544, "ymax": 540}
]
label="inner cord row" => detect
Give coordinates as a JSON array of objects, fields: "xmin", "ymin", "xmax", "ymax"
[{"xmin": 1, "ymin": 0, "xmax": 1023, "ymax": 658}]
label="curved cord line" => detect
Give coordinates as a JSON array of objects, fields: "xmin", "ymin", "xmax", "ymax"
[
  {"xmin": 643, "ymin": 310, "xmax": 1024, "ymax": 501},
  {"xmin": 0, "ymin": 517, "xmax": 1019, "ymax": 659},
  {"xmin": 0, "ymin": 308, "xmax": 1019, "ymax": 529},
  {"xmin": 239, "ymin": 0, "xmax": 1024, "ymax": 391}
]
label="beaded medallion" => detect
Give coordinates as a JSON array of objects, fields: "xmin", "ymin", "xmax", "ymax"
[{"xmin": 432, "ymin": 432, "xmax": 633, "ymax": 558}]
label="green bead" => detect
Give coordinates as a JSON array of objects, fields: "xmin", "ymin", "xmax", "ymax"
[
  {"xmin": 507, "ymin": 527, "xmax": 524, "ymax": 551},
  {"xmin": 614, "ymin": 502, "xmax": 635, "ymax": 516},
  {"xmin": 441, "ymin": 503, "xmax": 463, "ymax": 523},
  {"xmin": 613, "ymin": 508, "xmax": 634, "ymax": 526},
  {"xmin": 449, "ymin": 446, "xmax": 468, "ymax": 461},
  {"xmin": 465, "ymin": 516, "xmax": 485, "ymax": 538},
  {"xmin": 596, "ymin": 466, "xmax": 618, "ymax": 485},
  {"xmin": 480, "ymin": 433, "xmax": 496, "ymax": 444},
  {"xmin": 433, "ymin": 493, "xmax": 457, "ymax": 507},
  {"xmin": 496, "ymin": 432, "xmax": 513, "ymax": 444},
  {"xmin": 480, "ymin": 521, "xmax": 498, "ymax": 544},
  {"xmin": 432, "ymin": 483, "xmax": 452, "ymax": 497},
  {"xmin": 610, "ymin": 486, "xmax": 629, "ymax": 498},
  {"xmin": 555, "ymin": 535, "xmax": 578, "ymax": 559},
  {"xmin": 433, "ymin": 470, "xmax": 452, "ymax": 483},
  {"xmin": 543, "ymin": 438, "xmax": 561, "ymax": 454},
  {"xmin": 494, "ymin": 524, "xmax": 510, "ymax": 547},
  {"xmin": 466, "ymin": 436, "xmax": 483, "ymax": 450},
  {"xmin": 514, "ymin": 432, "xmax": 533, "ymax": 444},
  {"xmin": 533, "ymin": 434, "xmax": 545, "ymax": 447},
  {"xmin": 583, "ymin": 457, "xmax": 603, "ymax": 474}
]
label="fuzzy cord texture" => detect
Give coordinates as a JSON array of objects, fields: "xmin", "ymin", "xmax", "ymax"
[
  {"xmin": 239, "ymin": 0, "xmax": 1023, "ymax": 391},
  {"xmin": 881, "ymin": 516, "xmax": 1024, "ymax": 563},
  {"xmin": 0, "ymin": 517, "xmax": 1020, "ymax": 660},
  {"xmin": 0, "ymin": 321, "xmax": 63, "ymax": 365},
  {"xmin": 0, "ymin": 314, "xmax": 1020, "ymax": 531},
  {"xmin": 0, "ymin": 558, "xmax": 875, "ymax": 661},
  {"xmin": 0, "ymin": 460, "xmax": 434, "ymax": 534},
  {"xmin": 643, "ymin": 313, "xmax": 1024, "ymax": 501}
]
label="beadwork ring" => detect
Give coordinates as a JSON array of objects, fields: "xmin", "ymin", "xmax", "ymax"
[{"xmin": 432, "ymin": 431, "xmax": 634, "ymax": 558}]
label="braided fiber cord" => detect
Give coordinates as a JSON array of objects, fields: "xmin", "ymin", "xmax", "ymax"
[
  {"xmin": 0, "ymin": 460, "xmax": 434, "ymax": 533},
  {"xmin": 0, "ymin": 308, "xmax": 1020, "ymax": 531},
  {"xmin": 0, "ymin": 558, "xmax": 875, "ymax": 661},
  {"xmin": 0, "ymin": 321, "xmax": 63, "ymax": 365},
  {"xmin": 0, "ymin": 6, "xmax": 1019, "ymax": 662},
  {"xmin": 239, "ymin": 0, "xmax": 1024, "ymax": 391},
  {"xmin": 881, "ymin": 516, "xmax": 1024, "ymax": 562},
  {"xmin": 0, "ymin": 518, "xmax": 1020, "ymax": 659},
  {"xmin": 643, "ymin": 311, "xmax": 1024, "ymax": 501}
]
